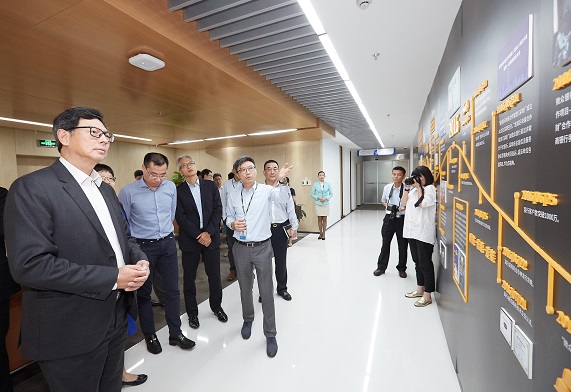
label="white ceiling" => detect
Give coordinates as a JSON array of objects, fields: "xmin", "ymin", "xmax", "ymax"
[{"xmin": 311, "ymin": 0, "xmax": 462, "ymax": 150}]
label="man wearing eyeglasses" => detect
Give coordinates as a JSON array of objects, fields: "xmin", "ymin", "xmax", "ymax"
[
  {"xmin": 119, "ymin": 153, "xmax": 195, "ymax": 355},
  {"xmin": 175, "ymin": 155, "xmax": 227, "ymax": 331},
  {"xmin": 4, "ymin": 107, "xmax": 150, "ymax": 392},
  {"xmin": 226, "ymin": 156, "xmax": 293, "ymax": 358}
]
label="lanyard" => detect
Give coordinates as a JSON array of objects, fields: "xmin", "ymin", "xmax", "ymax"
[{"xmin": 240, "ymin": 183, "xmax": 258, "ymax": 216}]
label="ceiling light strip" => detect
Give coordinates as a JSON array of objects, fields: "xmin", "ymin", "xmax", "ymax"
[
  {"xmin": 204, "ymin": 134, "xmax": 247, "ymax": 141},
  {"xmin": 114, "ymin": 134, "xmax": 153, "ymax": 142},
  {"xmin": 0, "ymin": 116, "xmax": 52, "ymax": 128}
]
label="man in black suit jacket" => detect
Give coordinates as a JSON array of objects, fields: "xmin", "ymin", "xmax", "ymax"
[
  {"xmin": 175, "ymin": 155, "xmax": 227, "ymax": 329},
  {"xmin": 4, "ymin": 107, "xmax": 149, "ymax": 392},
  {"xmin": 0, "ymin": 187, "xmax": 19, "ymax": 392}
]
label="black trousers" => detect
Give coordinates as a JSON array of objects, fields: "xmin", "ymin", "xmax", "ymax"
[
  {"xmin": 0, "ymin": 298, "xmax": 13, "ymax": 392},
  {"xmin": 226, "ymin": 226, "xmax": 237, "ymax": 271},
  {"xmin": 181, "ymin": 247, "xmax": 223, "ymax": 317},
  {"xmin": 136, "ymin": 237, "xmax": 182, "ymax": 338},
  {"xmin": 408, "ymin": 238, "xmax": 435, "ymax": 292},
  {"xmin": 38, "ymin": 297, "xmax": 127, "ymax": 392},
  {"xmin": 377, "ymin": 215, "xmax": 408, "ymax": 272},
  {"xmin": 270, "ymin": 221, "xmax": 289, "ymax": 294}
]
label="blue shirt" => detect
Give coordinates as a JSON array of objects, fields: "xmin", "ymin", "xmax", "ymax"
[
  {"xmin": 310, "ymin": 181, "xmax": 333, "ymax": 206},
  {"xmin": 118, "ymin": 178, "xmax": 176, "ymax": 239},
  {"xmin": 226, "ymin": 182, "xmax": 290, "ymax": 242},
  {"xmin": 187, "ymin": 179, "xmax": 203, "ymax": 229}
]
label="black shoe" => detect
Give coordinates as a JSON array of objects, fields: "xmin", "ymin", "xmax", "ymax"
[
  {"xmin": 122, "ymin": 374, "xmax": 148, "ymax": 386},
  {"xmin": 151, "ymin": 299, "xmax": 165, "ymax": 308},
  {"xmin": 145, "ymin": 334, "xmax": 162, "ymax": 354},
  {"xmin": 168, "ymin": 333, "xmax": 196, "ymax": 350},
  {"xmin": 214, "ymin": 309, "xmax": 228, "ymax": 323},
  {"xmin": 373, "ymin": 269, "xmax": 385, "ymax": 276},
  {"xmin": 241, "ymin": 321, "xmax": 252, "ymax": 340},
  {"xmin": 266, "ymin": 337, "xmax": 278, "ymax": 358},
  {"xmin": 398, "ymin": 271, "xmax": 407, "ymax": 278},
  {"xmin": 278, "ymin": 291, "xmax": 292, "ymax": 301},
  {"xmin": 258, "ymin": 296, "xmax": 262, "ymax": 303},
  {"xmin": 188, "ymin": 315, "xmax": 200, "ymax": 329}
]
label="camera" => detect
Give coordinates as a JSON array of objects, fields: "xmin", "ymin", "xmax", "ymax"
[
  {"xmin": 387, "ymin": 204, "xmax": 399, "ymax": 219},
  {"xmin": 404, "ymin": 175, "xmax": 420, "ymax": 186}
]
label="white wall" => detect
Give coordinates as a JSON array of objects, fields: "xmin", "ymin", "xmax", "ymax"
[
  {"xmin": 321, "ymin": 138, "xmax": 341, "ymax": 228},
  {"xmin": 342, "ymin": 146, "xmax": 352, "ymax": 216}
]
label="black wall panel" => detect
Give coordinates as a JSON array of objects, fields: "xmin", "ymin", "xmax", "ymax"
[{"xmin": 415, "ymin": 0, "xmax": 570, "ymax": 391}]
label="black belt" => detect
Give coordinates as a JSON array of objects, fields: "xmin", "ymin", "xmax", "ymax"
[
  {"xmin": 136, "ymin": 232, "xmax": 174, "ymax": 244},
  {"xmin": 235, "ymin": 238, "xmax": 271, "ymax": 247},
  {"xmin": 271, "ymin": 221, "xmax": 289, "ymax": 228}
]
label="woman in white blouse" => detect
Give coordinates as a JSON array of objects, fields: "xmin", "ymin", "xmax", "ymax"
[{"xmin": 400, "ymin": 166, "xmax": 437, "ymax": 307}]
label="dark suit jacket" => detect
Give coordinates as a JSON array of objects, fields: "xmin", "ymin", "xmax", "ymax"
[
  {"xmin": 175, "ymin": 179, "xmax": 222, "ymax": 252},
  {"xmin": 3, "ymin": 161, "xmax": 146, "ymax": 361},
  {"xmin": 0, "ymin": 187, "xmax": 19, "ymax": 302}
]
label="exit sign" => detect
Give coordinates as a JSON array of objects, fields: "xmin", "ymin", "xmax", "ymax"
[{"xmin": 37, "ymin": 139, "xmax": 57, "ymax": 148}]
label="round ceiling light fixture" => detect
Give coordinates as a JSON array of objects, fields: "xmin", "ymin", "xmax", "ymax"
[{"xmin": 356, "ymin": 0, "xmax": 372, "ymax": 10}]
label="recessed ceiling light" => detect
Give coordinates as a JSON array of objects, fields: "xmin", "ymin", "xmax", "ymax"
[{"xmin": 128, "ymin": 54, "xmax": 165, "ymax": 72}]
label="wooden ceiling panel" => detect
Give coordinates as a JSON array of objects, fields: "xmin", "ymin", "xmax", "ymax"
[{"xmin": 0, "ymin": 0, "xmax": 323, "ymax": 149}]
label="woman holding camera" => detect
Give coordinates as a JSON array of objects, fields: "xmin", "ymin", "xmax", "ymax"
[{"xmin": 400, "ymin": 166, "xmax": 437, "ymax": 307}]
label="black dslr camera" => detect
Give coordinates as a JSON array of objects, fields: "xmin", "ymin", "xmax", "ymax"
[
  {"xmin": 387, "ymin": 204, "xmax": 399, "ymax": 219},
  {"xmin": 404, "ymin": 175, "xmax": 420, "ymax": 186}
]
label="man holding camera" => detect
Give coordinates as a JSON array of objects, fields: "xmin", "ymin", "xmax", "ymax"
[{"xmin": 373, "ymin": 166, "xmax": 408, "ymax": 278}]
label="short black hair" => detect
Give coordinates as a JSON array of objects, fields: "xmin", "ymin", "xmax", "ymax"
[
  {"xmin": 94, "ymin": 163, "xmax": 114, "ymax": 176},
  {"xmin": 393, "ymin": 166, "xmax": 406, "ymax": 175},
  {"xmin": 52, "ymin": 107, "xmax": 105, "ymax": 152},
  {"xmin": 134, "ymin": 170, "xmax": 143, "ymax": 178},
  {"xmin": 411, "ymin": 166, "xmax": 434, "ymax": 185},
  {"xmin": 143, "ymin": 152, "xmax": 169, "ymax": 168},
  {"xmin": 228, "ymin": 172, "xmax": 235, "ymax": 180},
  {"xmin": 233, "ymin": 156, "xmax": 255, "ymax": 172},
  {"xmin": 213, "ymin": 173, "xmax": 222, "ymax": 179},
  {"xmin": 201, "ymin": 168, "xmax": 212, "ymax": 177},
  {"xmin": 318, "ymin": 171, "xmax": 325, "ymax": 176},
  {"xmin": 264, "ymin": 160, "xmax": 279, "ymax": 169}
]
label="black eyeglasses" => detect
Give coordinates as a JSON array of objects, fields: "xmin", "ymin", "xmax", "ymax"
[
  {"xmin": 179, "ymin": 161, "xmax": 196, "ymax": 169},
  {"xmin": 70, "ymin": 126, "xmax": 115, "ymax": 143},
  {"xmin": 101, "ymin": 176, "xmax": 116, "ymax": 183},
  {"xmin": 238, "ymin": 165, "xmax": 256, "ymax": 174}
]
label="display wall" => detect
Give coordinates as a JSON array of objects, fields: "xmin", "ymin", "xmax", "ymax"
[{"xmin": 415, "ymin": 1, "xmax": 571, "ymax": 391}]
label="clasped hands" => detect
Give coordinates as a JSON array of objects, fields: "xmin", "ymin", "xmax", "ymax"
[
  {"xmin": 117, "ymin": 260, "xmax": 150, "ymax": 291},
  {"xmin": 196, "ymin": 231, "xmax": 212, "ymax": 247}
]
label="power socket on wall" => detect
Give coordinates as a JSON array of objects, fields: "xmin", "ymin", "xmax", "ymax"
[{"xmin": 302, "ymin": 177, "xmax": 311, "ymax": 186}]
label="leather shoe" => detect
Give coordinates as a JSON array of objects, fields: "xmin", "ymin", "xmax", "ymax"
[
  {"xmin": 373, "ymin": 269, "xmax": 385, "ymax": 276},
  {"xmin": 145, "ymin": 334, "xmax": 162, "ymax": 354},
  {"xmin": 266, "ymin": 337, "xmax": 278, "ymax": 358},
  {"xmin": 168, "ymin": 333, "xmax": 196, "ymax": 350},
  {"xmin": 151, "ymin": 299, "xmax": 165, "ymax": 308},
  {"xmin": 227, "ymin": 270, "xmax": 237, "ymax": 281},
  {"xmin": 188, "ymin": 315, "xmax": 200, "ymax": 329},
  {"xmin": 214, "ymin": 309, "xmax": 228, "ymax": 323},
  {"xmin": 278, "ymin": 291, "xmax": 292, "ymax": 301},
  {"xmin": 122, "ymin": 374, "xmax": 148, "ymax": 386},
  {"xmin": 398, "ymin": 270, "xmax": 407, "ymax": 278},
  {"xmin": 241, "ymin": 321, "xmax": 252, "ymax": 340},
  {"xmin": 258, "ymin": 296, "xmax": 262, "ymax": 303}
]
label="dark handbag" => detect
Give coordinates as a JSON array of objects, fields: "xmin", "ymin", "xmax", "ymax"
[{"xmin": 294, "ymin": 204, "xmax": 303, "ymax": 220}]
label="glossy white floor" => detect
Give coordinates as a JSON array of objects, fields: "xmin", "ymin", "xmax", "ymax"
[{"xmin": 124, "ymin": 210, "xmax": 461, "ymax": 392}]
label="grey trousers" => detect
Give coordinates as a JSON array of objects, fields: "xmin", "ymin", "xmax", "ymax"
[{"xmin": 232, "ymin": 240, "xmax": 276, "ymax": 337}]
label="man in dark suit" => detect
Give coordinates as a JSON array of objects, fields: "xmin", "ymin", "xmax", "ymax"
[
  {"xmin": 0, "ymin": 187, "xmax": 19, "ymax": 392},
  {"xmin": 175, "ymin": 155, "xmax": 228, "ymax": 329},
  {"xmin": 4, "ymin": 107, "xmax": 149, "ymax": 392}
]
